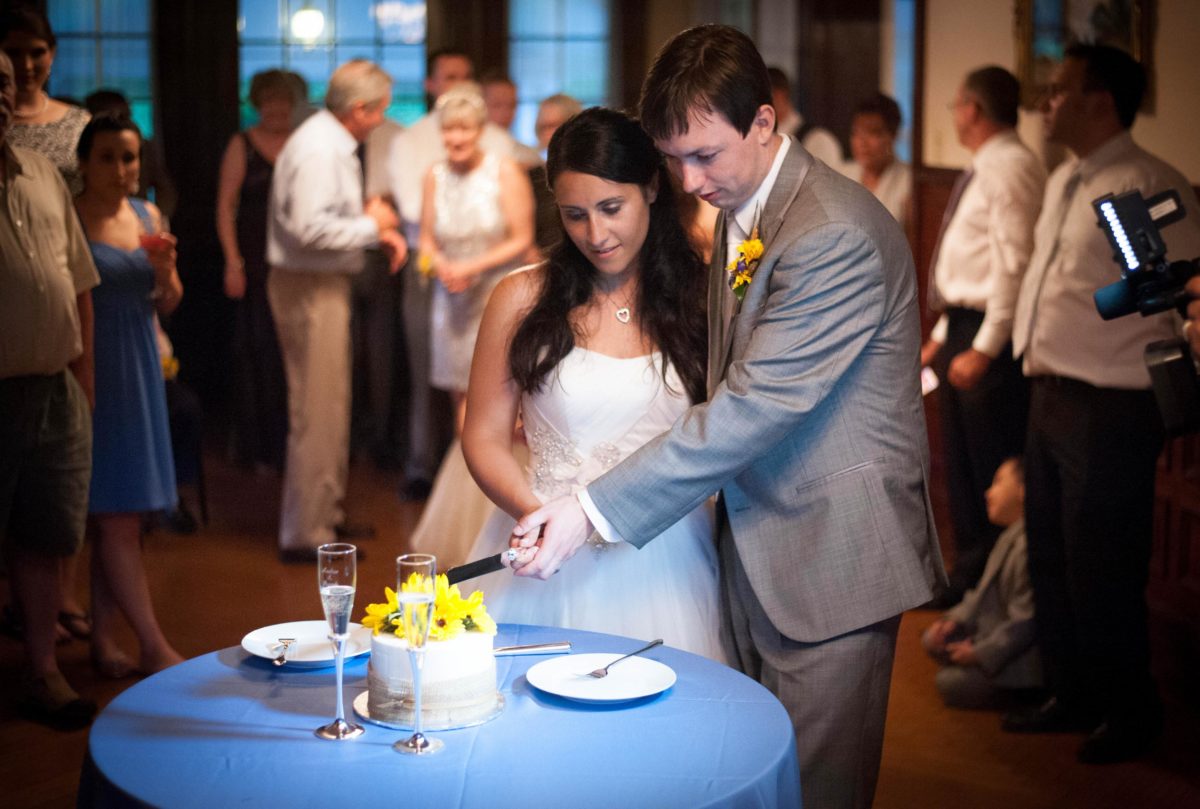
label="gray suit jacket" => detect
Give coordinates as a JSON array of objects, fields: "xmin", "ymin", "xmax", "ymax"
[
  {"xmin": 589, "ymin": 146, "xmax": 946, "ymax": 643},
  {"xmin": 945, "ymin": 520, "xmax": 1042, "ymax": 687}
]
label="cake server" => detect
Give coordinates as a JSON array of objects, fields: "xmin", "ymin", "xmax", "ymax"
[{"xmin": 494, "ymin": 641, "xmax": 572, "ymax": 656}]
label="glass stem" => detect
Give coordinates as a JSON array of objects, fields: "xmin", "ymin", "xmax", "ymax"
[
  {"xmin": 333, "ymin": 635, "xmax": 346, "ymax": 723},
  {"xmin": 411, "ymin": 647, "xmax": 425, "ymax": 739}
]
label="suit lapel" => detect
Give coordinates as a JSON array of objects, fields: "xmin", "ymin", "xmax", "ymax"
[
  {"xmin": 707, "ymin": 211, "xmax": 729, "ymax": 399},
  {"xmin": 713, "ymin": 146, "xmax": 814, "ymax": 384}
]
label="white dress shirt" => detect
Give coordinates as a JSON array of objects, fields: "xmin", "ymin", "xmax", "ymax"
[
  {"xmin": 930, "ymin": 130, "xmax": 1046, "ymax": 356},
  {"xmin": 842, "ymin": 159, "xmax": 913, "ymax": 225},
  {"xmin": 581, "ymin": 136, "xmax": 793, "ymax": 545},
  {"xmin": 1012, "ymin": 131, "xmax": 1200, "ymax": 388},
  {"xmin": 778, "ymin": 110, "xmax": 842, "ymax": 169},
  {"xmin": 266, "ymin": 109, "xmax": 378, "ymax": 273},
  {"xmin": 391, "ymin": 112, "xmax": 519, "ymax": 242}
]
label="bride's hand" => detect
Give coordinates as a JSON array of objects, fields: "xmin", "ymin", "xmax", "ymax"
[
  {"xmin": 511, "ymin": 496, "xmax": 592, "ymax": 580},
  {"xmin": 502, "ymin": 544, "xmax": 538, "ymax": 571}
]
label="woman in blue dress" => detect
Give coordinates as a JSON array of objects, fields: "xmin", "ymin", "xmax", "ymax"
[{"xmin": 74, "ymin": 113, "xmax": 185, "ymax": 677}]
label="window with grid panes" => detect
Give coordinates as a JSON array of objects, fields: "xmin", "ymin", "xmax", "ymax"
[
  {"xmin": 508, "ymin": 0, "xmax": 610, "ymax": 149},
  {"xmin": 238, "ymin": 0, "xmax": 426, "ymax": 126},
  {"xmin": 47, "ymin": 0, "xmax": 155, "ymax": 136}
]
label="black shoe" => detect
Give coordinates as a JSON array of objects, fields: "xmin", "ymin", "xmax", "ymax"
[
  {"xmin": 334, "ymin": 522, "xmax": 376, "ymax": 540},
  {"xmin": 20, "ymin": 672, "xmax": 97, "ymax": 731},
  {"xmin": 279, "ymin": 546, "xmax": 367, "ymax": 564},
  {"xmin": 399, "ymin": 478, "xmax": 432, "ymax": 502},
  {"xmin": 1077, "ymin": 718, "xmax": 1161, "ymax": 764},
  {"xmin": 165, "ymin": 503, "xmax": 199, "ymax": 535},
  {"xmin": 1002, "ymin": 696, "xmax": 1096, "ymax": 734}
]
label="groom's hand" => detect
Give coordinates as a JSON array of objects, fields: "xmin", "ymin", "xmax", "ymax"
[{"xmin": 510, "ymin": 496, "xmax": 593, "ymax": 579}]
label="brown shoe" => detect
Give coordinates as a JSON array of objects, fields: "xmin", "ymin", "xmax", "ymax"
[{"xmin": 20, "ymin": 671, "xmax": 97, "ymax": 731}]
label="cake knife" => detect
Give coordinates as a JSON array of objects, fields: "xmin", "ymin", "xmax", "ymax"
[{"xmin": 444, "ymin": 552, "xmax": 507, "ymax": 585}]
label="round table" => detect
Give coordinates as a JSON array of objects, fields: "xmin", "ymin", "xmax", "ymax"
[{"xmin": 82, "ymin": 624, "xmax": 800, "ymax": 808}]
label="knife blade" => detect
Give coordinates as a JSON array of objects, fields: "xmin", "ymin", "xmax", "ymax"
[{"xmin": 445, "ymin": 553, "xmax": 506, "ymax": 585}]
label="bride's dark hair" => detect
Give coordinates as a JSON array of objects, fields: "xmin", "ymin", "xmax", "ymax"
[{"xmin": 508, "ymin": 107, "xmax": 707, "ymax": 404}]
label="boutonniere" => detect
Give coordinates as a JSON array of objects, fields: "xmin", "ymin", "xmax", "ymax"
[{"xmin": 726, "ymin": 223, "xmax": 764, "ymax": 302}]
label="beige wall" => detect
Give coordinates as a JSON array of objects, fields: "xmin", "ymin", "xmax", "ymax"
[{"xmin": 923, "ymin": 0, "xmax": 1200, "ymax": 182}]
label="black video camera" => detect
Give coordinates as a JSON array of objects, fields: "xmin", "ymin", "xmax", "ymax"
[{"xmin": 1093, "ymin": 189, "xmax": 1200, "ymax": 435}]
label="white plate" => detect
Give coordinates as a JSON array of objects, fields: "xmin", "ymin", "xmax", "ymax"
[
  {"xmin": 525, "ymin": 653, "xmax": 676, "ymax": 703},
  {"xmin": 240, "ymin": 620, "xmax": 371, "ymax": 668}
]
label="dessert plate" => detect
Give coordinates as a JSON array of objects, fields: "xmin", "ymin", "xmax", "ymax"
[
  {"xmin": 525, "ymin": 653, "xmax": 676, "ymax": 703},
  {"xmin": 240, "ymin": 620, "xmax": 370, "ymax": 668}
]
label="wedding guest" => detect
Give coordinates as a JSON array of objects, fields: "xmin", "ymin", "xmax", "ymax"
[
  {"xmin": 390, "ymin": 48, "xmax": 521, "ymax": 501},
  {"xmin": 459, "ymin": 107, "xmax": 723, "ymax": 659},
  {"xmin": 216, "ymin": 69, "xmax": 304, "ymax": 473},
  {"xmin": 1008, "ymin": 44, "xmax": 1200, "ymax": 764},
  {"xmin": 0, "ymin": 7, "xmax": 91, "ymax": 645},
  {"xmin": 513, "ymin": 26, "xmax": 944, "ymax": 809},
  {"xmin": 0, "ymin": 50, "xmax": 100, "ymax": 729},
  {"xmin": 84, "ymin": 88, "xmax": 177, "ymax": 217},
  {"xmin": 920, "ymin": 66, "xmax": 1044, "ymax": 608},
  {"xmin": 528, "ymin": 93, "xmax": 582, "ymax": 257},
  {"xmin": 533, "ymin": 93, "xmax": 582, "ymax": 156},
  {"xmin": 267, "ymin": 59, "xmax": 406, "ymax": 562},
  {"xmin": 844, "ymin": 93, "xmax": 911, "ymax": 224},
  {"xmin": 406, "ymin": 82, "xmax": 533, "ymax": 568},
  {"xmin": 0, "ymin": 7, "xmax": 89, "ymax": 194},
  {"xmin": 420, "ymin": 82, "xmax": 533, "ymax": 424},
  {"xmin": 768, "ymin": 65, "xmax": 842, "ymax": 168},
  {"xmin": 922, "ymin": 457, "xmax": 1042, "ymax": 708},
  {"xmin": 1186, "ymin": 275, "xmax": 1200, "ymax": 359},
  {"xmin": 74, "ymin": 112, "xmax": 185, "ymax": 677},
  {"xmin": 352, "ymin": 113, "xmax": 407, "ymax": 471},
  {"xmin": 481, "ymin": 70, "xmax": 540, "ymax": 167}
]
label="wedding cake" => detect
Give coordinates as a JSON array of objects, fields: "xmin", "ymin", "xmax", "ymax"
[{"xmin": 362, "ymin": 576, "xmax": 500, "ymax": 728}]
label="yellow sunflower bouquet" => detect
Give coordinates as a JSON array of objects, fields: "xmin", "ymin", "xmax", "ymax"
[{"xmin": 361, "ymin": 574, "xmax": 497, "ymax": 642}]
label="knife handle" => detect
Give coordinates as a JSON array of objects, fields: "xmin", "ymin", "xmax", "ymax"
[{"xmin": 445, "ymin": 553, "xmax": 505, "ymax": 585}]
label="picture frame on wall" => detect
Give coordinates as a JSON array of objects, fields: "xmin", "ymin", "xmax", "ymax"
[{"xmin": 1014, "ymin": 0, "xmax": 1154, "ymax": 110}]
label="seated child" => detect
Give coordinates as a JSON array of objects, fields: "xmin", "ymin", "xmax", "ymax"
[{"xmin": 922, "ymin": 457, "xmax": 1042, "ymax": 708}]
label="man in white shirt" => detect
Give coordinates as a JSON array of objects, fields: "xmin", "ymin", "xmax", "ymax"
[
  {"xmin": 920, "ymin": 66, "xmax": 1045, "ymax": 606},
  {"xmin": 1006, "ymin": 44, "xmax": 1200, "ymax": 764},
  {"xmin": 267, "ymin": 59, "xmax": 406, "ymax": 562},
  {"xmin": 768, "ymin": 66, "xmax": 843, "ymax": 169},
  {"xmin": 390, "ymin": 49, "xmax": 520, "ymax": 499},
  {"xmin": 511, "ymin": 26, "xmax": 943, "ymax": 808}
]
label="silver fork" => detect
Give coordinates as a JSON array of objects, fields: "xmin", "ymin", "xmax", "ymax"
[
  {"xmin": 270, "ymin": 638, "xmax": 296, "ymax": 666},
  {"xmin": 587, "ymin": 638, "xmax": 663, "ymax": 678}
]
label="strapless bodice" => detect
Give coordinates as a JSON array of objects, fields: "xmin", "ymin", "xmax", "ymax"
[{"xmin": 522, "ymin": 347, "xmax": 689, "ymax": 500}]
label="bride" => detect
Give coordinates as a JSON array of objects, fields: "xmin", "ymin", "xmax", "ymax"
[{"xmin": 460, "ymin": 107, "xmax": 725, "ymax": 661}]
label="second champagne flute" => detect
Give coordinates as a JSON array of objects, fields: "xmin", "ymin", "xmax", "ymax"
[
  {"xmin": 314, "ymin": 543, "xmax": 364, "ymax": 740},
  {"xmin": 393, "ymin": 553, "xmax": 443, "ymax": 755}
]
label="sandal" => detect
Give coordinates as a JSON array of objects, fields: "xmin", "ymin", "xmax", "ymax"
[{"xmin": 58, "ymin": 610, "xmax": 93, "ymax": 640}]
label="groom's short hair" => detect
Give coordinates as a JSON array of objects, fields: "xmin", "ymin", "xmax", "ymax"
[{"xmin": 639, "ymin": 24, "xmax": 772, "ymax": 141}]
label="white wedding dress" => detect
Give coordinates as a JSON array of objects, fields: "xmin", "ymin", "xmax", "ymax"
[{"xmin": 463, "ymin": 347, "xmax": 727, "ymax": 662}]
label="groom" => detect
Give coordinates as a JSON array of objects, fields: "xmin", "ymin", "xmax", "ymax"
[{"xmin": 511, "ymin": 25, "xmax": 945, "ymax": 809}]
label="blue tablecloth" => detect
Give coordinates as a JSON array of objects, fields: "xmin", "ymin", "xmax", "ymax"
[{"xmin": 82, "ymin": 624, "xmax": 800, "ymax": 808}]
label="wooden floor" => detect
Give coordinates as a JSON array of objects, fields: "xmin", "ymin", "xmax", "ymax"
[{"xmin": 2, "ymin": 450, "xmax": 1198, "ymax": 808}]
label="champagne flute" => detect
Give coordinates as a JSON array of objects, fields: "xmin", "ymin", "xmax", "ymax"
[
  {"xmin": 314, "ymin": 543, "xmax": 364, "ymax": 741},
  {"xmin": 393, "ymin": 553, "xmax": 443, "ymax": 755}
]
